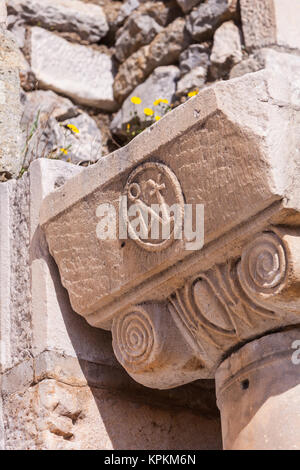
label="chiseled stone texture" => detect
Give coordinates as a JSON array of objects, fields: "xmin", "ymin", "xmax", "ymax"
[
  {"xmin": 210, "ymin": 21, "xmax": 242, "ymax": 78},
  {"xmin": 22, "ymin": 90, "xmax": 102, "ymax": 164},
  {"xmin": 0, "ymin": 28, "xmax": 23, "ymax": 177},
  {"xmin": 0, "ymin": 0, "xmax": 6, "ymax": 24},
  {"xmin": 186, "ymin": 0, "xmax": 237, "ymax": 41},
  {"xmin": 114, "ymin": 17, "xmax": 189, "ymax": 103},
  {"xmin": 111, "ymin": 65, "xmax": 179, "ymax": 137},
  {"xmin": 6, "ymin": 0, "xmax": 109, "ymax": 43},
  {"xmin": 0, "ymin": 175, "xmax": 31, "ymax": 373},
  {"xmin": 240, "ymin": 0, "xmax": 300, "ymax": 50},
  {"xmin": 30, "ymin": 27, "xmax": 116, "ymax": 111}
]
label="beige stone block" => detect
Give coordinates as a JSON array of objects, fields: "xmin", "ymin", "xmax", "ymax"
[
  {"xmin": 240, "ymin": 0, "xmax": 300, "ymax": 50},
  {"xmin": 0, "ymin": 28, "xmax": 23, "ymax": 177},
  {"xmin": 30, "ymin": 27, "xmax": 116, "ymax": 110},
  {"xmin": 0, "ymin": 0, "xmax": 6, "ymax": 24}
]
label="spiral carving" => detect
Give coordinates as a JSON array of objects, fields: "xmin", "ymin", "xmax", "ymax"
[
  {"xmin": 239, "ymin": 232, "xmax": 287, "ymax": 295},
  {"xmin": 112, "ymin": 307, "xmax": 155, "ymax": 371}
]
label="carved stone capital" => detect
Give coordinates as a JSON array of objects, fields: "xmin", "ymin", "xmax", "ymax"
[{"xmin": 40, "ymin": 69, "xmax": 300, "ymax": 389}]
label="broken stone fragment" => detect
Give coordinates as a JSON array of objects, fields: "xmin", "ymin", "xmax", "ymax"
[
  {"xmin": 210, "ymin": 21, "xmax": 242, "ymax": 78},
  {"xmin": 111, "ymin": 65, "xmax": 179, "ymax": 138},
  {"xmin": 21, "ymin": 90, "xmax": 102, "ymax": 165},
  {"xmin": 186, "ymin": 0, "xmax": 238, "ymax": 41},
  {"xmin": 6, "ymin": 0, "xmax": 109, "ymax": 43},
  {"xmin": 30, "ymin": 27, "xmax": 116, "ymax": 111},
  {"xmin": 114, "ymin": 17, "xmax": 189, "ymax": 103}
]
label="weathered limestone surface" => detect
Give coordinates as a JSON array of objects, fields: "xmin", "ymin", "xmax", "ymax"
[
  {"xmin": 216, "ymin": 329, "xmax": 300, "ymax": 450},
  {"xmin": 7, "ymin": 0, "xmax": 109, "ymax": 43},
  {"xmin": 30, "ymin": 27, "xmax": 116, "ymax": 111},
  {"xmin": 240, "ymin": 0, "xmax": 300, "ymax": 50},
  {"xmin": 41, "ymin": 65, "xmax": 300, "ymax": 389},
  {"xmin": 210, "ymin": 21, "xmax": 242, "ymax": 78},
  {"xmin": 0, "ymin": 26, "xmax": 23, "ymax": 177}
]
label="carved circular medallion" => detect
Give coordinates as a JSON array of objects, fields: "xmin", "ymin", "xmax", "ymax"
[{"xmin": 123, "ymin": 162, "xmax": 184, "ymax": 252}]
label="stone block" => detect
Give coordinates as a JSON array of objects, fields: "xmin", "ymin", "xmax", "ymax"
[
  {"xmin": 0, "ymin": 0, "xmax": 6, "ymax": 24},
  {"xmin": 240, "ymin": 0, "xmax": 300, "ymax": 50},
  {"xmin": 30, "ymin": 27, "xmax": 116, "ymax": 111},
  {"xmin": 7, "ymin": 0, "xmax": 108, "ymax": 43},
  {"xmin": 0, "ymin": 28, "xmax": 23, "ymax": 177}
]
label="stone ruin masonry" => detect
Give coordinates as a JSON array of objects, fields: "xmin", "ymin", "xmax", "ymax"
[{"xmin": 1, "ymin": 0, "xmax": 300, "ymax": 450}]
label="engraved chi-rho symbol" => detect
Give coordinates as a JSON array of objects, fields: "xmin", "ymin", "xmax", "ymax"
[{"xmin": 123, "ymin": 162, "xmax": 185, "ymax": 252}]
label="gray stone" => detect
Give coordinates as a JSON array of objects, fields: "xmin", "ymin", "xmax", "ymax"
[
  {"xmin": 115, "ymin": 1, "xmax": 175, "ymax": 62},
  {"xmin": 21, "ymin": 90, "xmax": 102, "ymax": 165},
  {"xmin": 115, "ymin": 11, "xmax": 162, "ymax": 63},
  {"xmin": 210, "ymin": 21, "xmax": 242, "ymax": 78},
  {"xmin": 176, "ymin": 0, "xmax": 202, "ymax": 13},
  {"xmin": 111, "ymin": 65, "xmax": 179, "ymax": 137},
  {"xmin": 186, "ymin": 0, "xmax": 237, "ymax": 41},
  {"xmin": 114, "ymin": 17, "xmax": 189, "ymax": 103},
  {"xmin": 229, "ymin": 51, "xmax": 266, "ymax": 79},
  {"xmin": 6, "ymin": 0, "xmax": 109, "ymax": 43},
  {"xmin": 176, "ymin": 67, "xmax": 207, "ymax": 97},
  {"xmin": 115, "ymin": 0, "xmax": 146, "ymax": 26},
  {"xmin": 30, "ymin": 27, "xmax": 116, "ymax": 111},
  {"xmin": 177, "ymin": 44, "xmax": 210, "ymax": 97},
  {"xmin": 179, "ymin": 44, "xmax": 210, "ymax": 74}
]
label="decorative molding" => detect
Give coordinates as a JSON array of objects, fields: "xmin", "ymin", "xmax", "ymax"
[{"xmin": 110, "ymin": 229, "xmax": 300, "ymax": 388}]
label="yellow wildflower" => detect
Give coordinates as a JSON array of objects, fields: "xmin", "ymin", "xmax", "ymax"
[
  {"xmin": 153, "ymin": 98, "xmax": 169, "ymax": 106},
  {"xmin": 127, "ymin": 123, "xmax": 131, "ymax": 130},
  {"xmin": 131, "ymin": 96, "xmax": 142, "ymax": 105},
  {"xmin": 155, "ymin": 116, "xmax": 161, "ymax": 121},
  {"xmin": 144, "ymin": 108, "xmax": 154, "ymax": 116},
  {"xmin": 60, "ymin": 148, "xmax": 68, "ymax": 155},
  {"xmin": 67, "ymin": 124, "xmax": 80, "ymax": 134},
  {"xmin": 188, "ymin": 89, "xmax": 199, "ymax": 98}
]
